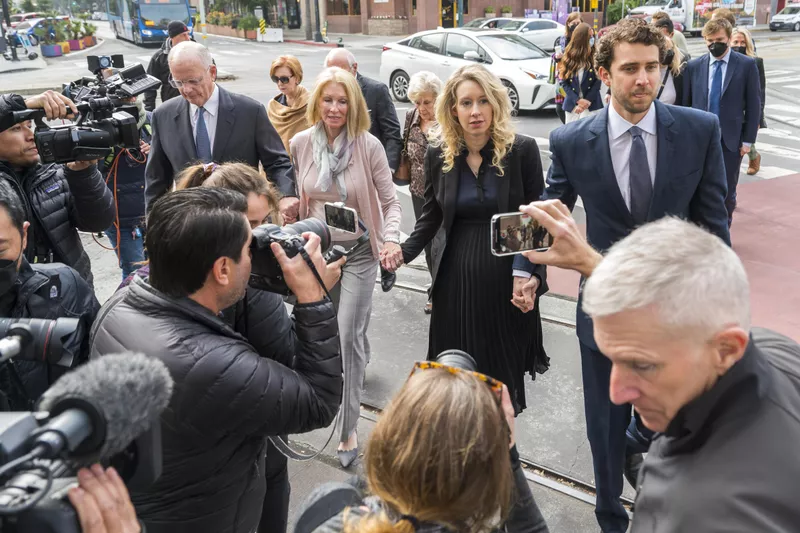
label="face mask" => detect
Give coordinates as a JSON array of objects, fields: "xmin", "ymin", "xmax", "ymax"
[
  {"xmin": 662, "ymin": 49, "xmax": 675, "ymax": 65},
  {"xmin": 731, "ymin": 45, "xmax": 747, "ymax": 55},
  {"xmin": 589, "ymin": 37, "xmax": 595, "ymax": 47},
  {"xmin": 708, "ymin": 41, "xmax": 728, "ymax": 58},
  {"xmin": 0, "ymin": 256, "xmax": 20, "ymax": 297}
]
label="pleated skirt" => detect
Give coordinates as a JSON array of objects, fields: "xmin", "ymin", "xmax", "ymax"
[{"xmin": 428, "ymin": 219, "xmax": 549, "ymax": 414}]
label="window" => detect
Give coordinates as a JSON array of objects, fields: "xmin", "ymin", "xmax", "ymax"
[
  {"xmin": 524, "ymin": 20, "xmax": 556, "ymax": 31},
  {"xmin": 477, "ymin": 34, "xmax": 547, "ymax": 60},
  {"xmin": 445, "ymin": 34, "xmax": 485, "ymax": 60},
  {"xmin": 327, "ymin": 0, "xmax": 360, "ymax": 16},
  {"xmin": 410, "ymin": 33, "xmax": 445, "ymax": 54}
]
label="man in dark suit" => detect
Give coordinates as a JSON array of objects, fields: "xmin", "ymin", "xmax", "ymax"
[
  {"xmin": 683, "ymin": 18, "xmax": 761, "ymax": 227},
  {"xmin": 544, "ymin": 19, "xmax": 730, "ymax": 533},
  {"xmin": 145, "ymin": 41, "xmax": 298, "ymax": 220},
  {"xmin": 324, "ymin": 49, "xmax": 403, "ymax": 174}
]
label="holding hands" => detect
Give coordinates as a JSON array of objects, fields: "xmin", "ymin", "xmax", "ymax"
[{"xmin": 380, "ymin": 241, "xmax": 404, "ymax": 272}]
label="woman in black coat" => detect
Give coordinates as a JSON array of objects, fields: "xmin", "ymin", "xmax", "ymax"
[
  {"xmin": 381, "ymin": 64, "xmax": 549, "ymax": 414},
  {"xmin": 658, "ymin": 36, "xmax": 689, "ymax": 106},
  {"xmin": 732, "ymin": 27, "xmax": 767, "ymax": 175}
]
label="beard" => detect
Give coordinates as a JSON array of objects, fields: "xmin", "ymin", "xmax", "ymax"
[{"xmin": 615, "ymin": 85, "xmax": 655, "ymax": 115}]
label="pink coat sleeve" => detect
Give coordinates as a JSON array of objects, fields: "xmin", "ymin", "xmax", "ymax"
[{"xmin": 368, "ymin": 137, "xmax": 402, "ymax": 243}]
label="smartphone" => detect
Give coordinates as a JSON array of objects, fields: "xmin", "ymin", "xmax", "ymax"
[
  {"xmin": 490, "ymin": 212, "xmax": 552, "ymax": 257},
  {"xmin": 324, "ymin": 202, "xmax": 358, "ymax": 234}
]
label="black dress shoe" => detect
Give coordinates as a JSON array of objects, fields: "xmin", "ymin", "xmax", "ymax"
[
  {"xmin": 624, "ymin": 452, "xmax": 644, "ymax": 489},
  {"xmin": 380, "ymin": 267, "xmax": 396, "ymax": 292}
]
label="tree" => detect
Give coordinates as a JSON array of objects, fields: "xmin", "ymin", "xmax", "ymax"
[
  {"xmin": 21, "ymin": 0, "xmax": 36, "ymax": 12},
  {"xmin": 37, "ymin": 0, "xmax": 54, "ymax": 12}
]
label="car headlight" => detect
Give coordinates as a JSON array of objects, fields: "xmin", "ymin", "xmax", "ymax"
[
  {"xmin": 523, "ymin": 70, "xmax": 547, "ymax": 81},
  {"xmin": 141, "ymin": 29, "xmax": 152, "ymax": 36}
]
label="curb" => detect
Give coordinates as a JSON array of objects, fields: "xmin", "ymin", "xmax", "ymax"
[{"xmin": 284, "ymin": 38, "xmax": 338, "ymax": 48}]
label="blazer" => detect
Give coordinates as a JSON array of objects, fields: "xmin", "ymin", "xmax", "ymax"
[
  {"xmin": 683, "ymin": 51, "xmax": 761, "ymax": 153},
  {"xmin": 290, "ymin": 127, "xmax": 402, "ymax": 260},
  {"xmin": 544, "ymin": 101, "xmax": 730, "ymax": 347},
  {"xmin": 145, "ymin": 85, "xmax": 296, "ymax": 209},
  {"xmin": 402, "ymin": 134, "xmax": 548, "ymax": 295},
  {"xmin": 659, "ymin": 57, "xmax": 688, "ymax": 106},
  {"xmin": 561, "ymin": 66, "xmax": 604, "ymax": 113},
  {"xmin": 357, "ymin": 73, "xmax": 403, "ymax": 173},
  {"xmin": 755, "ymin": 56, "xmax": 767, "ymax": 128}
]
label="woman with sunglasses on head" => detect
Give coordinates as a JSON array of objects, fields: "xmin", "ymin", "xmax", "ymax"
[
  {"xmin": 381, "ymin": 64, "xmax": 549, "ymax": 417},
  {"xmin": 291, "ymin": 67, "xmax": 402, "ymax": 468},
  {"xmin": 296, "ymin": 358, "xmax": 549, "ymax": 533},
  {"xmin": 268, "ymin": 55, "xmax": 311, "ymax": 154}
]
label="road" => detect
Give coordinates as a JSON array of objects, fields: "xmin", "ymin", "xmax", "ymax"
[{"xmin": 2, "ymin": 24, "xmax": 800, "ymax": 531}]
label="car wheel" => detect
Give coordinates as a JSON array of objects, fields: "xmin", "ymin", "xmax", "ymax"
[
  {"xmin": 390, "ymin": 71, "xmax": 410, "ymax": 102},
  {"xmin": 28, "ymin": 34, "xmax": 38, "ymax": 46},
  {"xmin": 795, "ymin": 22, "xmax": 800, "ymax": 31},
  {"xmin": 502, "ymin": 80, "xmax": 520, "ymax": 116}
]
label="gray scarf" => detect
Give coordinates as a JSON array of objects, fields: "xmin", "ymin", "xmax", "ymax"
[{"xmin": 312, "ymin": 122, "xmax": 355, "ymax": 202}]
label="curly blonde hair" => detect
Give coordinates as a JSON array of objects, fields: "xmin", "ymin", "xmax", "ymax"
[{"xmin": 429, "ymin": 64, "xmax": 516, "ymax": 176}]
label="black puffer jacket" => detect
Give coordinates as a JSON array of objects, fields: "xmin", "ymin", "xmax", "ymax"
[
  {"xmin": 143, "ymin": 39, "xmax": 181, "ymax": 112},
  {"xmin": 0, "ymin": 161, "xmax": 116, "ymax": 287},
  {"xmin": 0, "ymin": 259, "xmax": 100, "ymax": 411},
  {"xmin": 89, "ymin": 276, "xmax": 342, "ymax": 533}
]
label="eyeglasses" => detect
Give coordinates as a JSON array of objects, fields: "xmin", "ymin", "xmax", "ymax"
[
  {"xmin": 168, "ymin": 68, "xmax": 210, "ymax": 89},
  {"xmin": 271, "ymin": 75, "xmax": 293, "ymax": 84},
  {"xmin": 407, "ymin": 361, "xmax": 504, "ymax": 395}
]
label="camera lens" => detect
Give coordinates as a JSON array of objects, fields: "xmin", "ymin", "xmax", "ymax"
[
  {"xmin": 435, "ymin": 349, "xmax": 478, "ymax": 372},
  {"xmin": 280, "ymin": 218, "xmax": 332, "ymax": 253}
]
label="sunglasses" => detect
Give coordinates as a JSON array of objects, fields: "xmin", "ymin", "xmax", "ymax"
[
  {"xmin": 408, "ymin": 361, "xmax": 504, "ymax": 395},
  {"xmin": 271, "ymin": 75, "xmax": 293, "ymax": 84}
]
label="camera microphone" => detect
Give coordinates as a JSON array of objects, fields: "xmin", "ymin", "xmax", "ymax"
[{"xmin": 31, "ymin": 352, "xmax": 173, "ymax": 464}]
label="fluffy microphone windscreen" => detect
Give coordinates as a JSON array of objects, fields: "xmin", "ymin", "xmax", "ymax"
[{"xmin": 38, "ymin": 352, "xmax": 174, "ymax": 462}]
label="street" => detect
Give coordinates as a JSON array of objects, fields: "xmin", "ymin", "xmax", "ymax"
[{"xmin": 2, "ymin": 23, "xmax": 800, "ymax": 532}]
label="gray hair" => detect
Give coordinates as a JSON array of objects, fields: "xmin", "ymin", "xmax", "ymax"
[
  {"xmin": 168, "ymin": 41, "xmax": 213, "ymax": 70},
  {"xmin": 583, "ymin": 218, "xmax": 750, "ymax": 335},
  {"xmin": 324, "ymin": 48, "xmax": 356, "ymax": 68},
  {"xmin": 407, "ymin": 71, "xmax": 443, "ymax": 104}
]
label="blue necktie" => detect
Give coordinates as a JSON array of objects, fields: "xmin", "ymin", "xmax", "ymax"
[
  {"xmin": 629, "ymin": 126, "xmax": 652, "ymax": 225},
  {"xmin": 195, "ymin": 107, "xmax": 212, "ymax": 163},
  {"xmin": 708, "ymin": 60, "xmax": 723, "ymax": 117}
]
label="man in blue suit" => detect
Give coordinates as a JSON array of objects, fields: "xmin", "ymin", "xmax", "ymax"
[
  {"xmin": 684, "ymin": 18, "xmax": 761, "ymax": 226},
  {"xmin": 544, "ymin": 19, "xmax": 730, "ymax": 533}
]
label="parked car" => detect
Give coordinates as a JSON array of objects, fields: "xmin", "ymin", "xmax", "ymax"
[
  {"xmin": 495, "ymin": 17, "xmax": 565, "ymax": 53},
  {"xmin": 463, "ymin": 17, "xmax": 518, "ymax": 29},
  {"xmin": 15, "ymin": 16, "xmax": 68, "ymax": 46},
  {"xmin": 380, "ymin": 28, "xmax": 555, "ymax": 113},
  {"xmin": 770, "ymin": 4, "xmax": 800, "ymax": 31},
  {"xmin": 9, "ymin": 12, "xmax": 41, "ymax": 28}
]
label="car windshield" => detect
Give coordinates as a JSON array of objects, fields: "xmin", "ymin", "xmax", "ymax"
[
  {"xmin": 780, "ymin": 6, "xmax": 800, "ymax": 13},
  {"xmin": 139, "ymin": 3, "xmax": 190, "ymax": 29},
  {"xmin": 644, "ymin": 0, "xmax": 668, "ymax": 5},
  {"xmin": 500, "ymin": 20, "xmax": 527, "ymax": 30},
  {"xmin": 10, "ymin": 15, "xmax": 24, "ymax": 22},
  {"xmin": 464, "ymin": 18, "xmax": 486, "ymax": 27},
  {"xmin": 478, "ymin": 34, "xmax": 547, "ymax": 60}
]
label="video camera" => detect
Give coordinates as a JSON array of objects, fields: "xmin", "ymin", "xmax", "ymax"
[{"xmin": 9, "ymin": 55, "xmax": 161, "ymax": 165}]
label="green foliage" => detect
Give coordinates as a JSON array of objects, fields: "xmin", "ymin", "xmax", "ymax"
[
  {"xmin": 501, "ymin": 5, "xmax": 513, "ymax": 13},
  {"xmin": 605, "ymin": 0, "xmax": 644, "ymax": 25},
  {"xmin": 37, "ymin": 0, "xmax": 54, "ymax": 12},
  {"xmin": 66, "ymin": 20, "xmax": 83, "ymax": 39},
  {"xmin": 21, "ymin": 0, "xmax": 37, "ymax": 13},
  {"xmin": 238, "ymin": 14, "xmax": 258, "ymax": 30},
  {"xmin": 484, "ymin": 6, "xmax": 496, "ymax": 14}
]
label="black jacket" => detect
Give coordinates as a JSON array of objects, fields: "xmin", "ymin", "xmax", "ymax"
[
  {"xmin": 0, "ymin": 162, "xmax": 117, "ymax": 287},
  {"xmin": 89, "ymin": 277, "xmax": 342, "ymax": 533},
  {"xmin": 143, "ymin": 39, "xmax": 181, "ymax": 112},
  {"xmin": 357, "ymin": 73, "xmax": 403, "ymax": 173},
  {"xmin": 0, "ymin": 260, "xmax": 100, "ymax": 411},
  {"xmin": 632, "ymin": 328, "xmax": 800, "ymax": 532}
]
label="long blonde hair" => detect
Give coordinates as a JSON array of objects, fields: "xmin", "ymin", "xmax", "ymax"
[
  {"xmin": 343, "ymin": 368, "xmax": 514, "ymax": 533},
  {"xmin": 430, "ymin": 64, "xmax": 515, "ymax": 176},
  {"xmin": 306, "ymin": 67, "xmax": 371, "ymax": 139},
  {"xmin": 732, "ymin": 26, "xmax": 756, "ymax": 57},
  {"xmin": 664, "ymin": 36, "xmax": 685, "ymax": 78}
]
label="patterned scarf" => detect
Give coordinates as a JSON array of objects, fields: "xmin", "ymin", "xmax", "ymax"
[{"xmin": 312, "ymin": 122, "xmax": 355, "ymax": 202}]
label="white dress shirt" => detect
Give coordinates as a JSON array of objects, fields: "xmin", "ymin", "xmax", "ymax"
[
  {"xmin": 707, "ymin": 47, "xmax": 730, "ymax": 106},
  {"xmin": 189, "ymin": 84, "xmax": 220, "ymax": 153},
  {"xmin": 607, "ymin": 102, "xmax": 658, "ymax": 210}
]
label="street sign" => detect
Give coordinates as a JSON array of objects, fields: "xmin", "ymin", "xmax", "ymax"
[
  {"xmin": 254, "ymin": 7, "xmax": 263, "ymax": 19},
  {"xmin": 590, "ymin": 0, "xmax": 598, "ymax": 9},
  {"xmin": 259, "ymin": 19, "xmax": 266, "ymax": 34}
]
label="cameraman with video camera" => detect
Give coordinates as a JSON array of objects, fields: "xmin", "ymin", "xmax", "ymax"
[
  {"xmin": 90, "ymin": 187, "xmax": 342, "ymax": 533},
  {"xmin": 0, "ymin": 91, "xmax": 116, "ymax": 288},
  {"xmin": 0, "ymin": 178, "xmax": 99, "ymax": 412}
]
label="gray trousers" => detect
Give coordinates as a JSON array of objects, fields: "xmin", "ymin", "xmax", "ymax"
[{"xmin": 329, "ymin": 241, "xmax": 378, "ymax": 442}]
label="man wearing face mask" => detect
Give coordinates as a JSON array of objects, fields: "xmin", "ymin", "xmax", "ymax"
[
  {"xmin": 0, "ymin": 179, "xmax": 99, "ymax": 412},
  {"xmin": 684, "ymin": 18, "xmax": 761, "ymax": 227}
]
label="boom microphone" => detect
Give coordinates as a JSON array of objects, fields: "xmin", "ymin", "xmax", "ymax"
[{"xmin": 33, "ymin": 352, "xmax": 173, "ymax": 465}]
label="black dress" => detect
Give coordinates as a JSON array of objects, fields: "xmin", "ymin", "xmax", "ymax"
[{"xmin": 429, "ymin": 164, "xmax": 549, "ymax": 414}]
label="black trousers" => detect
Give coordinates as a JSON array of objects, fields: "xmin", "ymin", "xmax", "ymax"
[
  {"xmin": 721, "ymin": 146, "xmax": 744, "ymax": 226},
  {"xmin": 258, "ymin": 438, "xmax": 290, "ymax": 533}
]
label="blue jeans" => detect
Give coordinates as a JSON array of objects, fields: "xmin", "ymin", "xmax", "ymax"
[{"xmin": 105, "ymin": 226, "xmax": 146, "ymax": 280}]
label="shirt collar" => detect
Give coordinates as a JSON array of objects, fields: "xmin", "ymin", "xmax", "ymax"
[
  {"xmin": 190, "ymin": 84, "xmax": 220, "ymax": 117},
  {"xmin": 607, "ymin": 101, "xmax": 657, "ymax": 141}
]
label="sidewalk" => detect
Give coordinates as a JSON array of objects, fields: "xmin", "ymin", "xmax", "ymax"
[{"xmin": 0, "ymin": 53, "xmax": 47, "ymax": 74}]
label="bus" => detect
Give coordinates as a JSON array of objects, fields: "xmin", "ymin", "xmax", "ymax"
[{"xmin": 107, "ymin": 0, "xmax": 192, "ymax": 45}]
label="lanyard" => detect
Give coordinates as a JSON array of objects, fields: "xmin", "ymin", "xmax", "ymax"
[{"xmin": 657, "ymin": 68, "xmax": 671, "ymax": 99}]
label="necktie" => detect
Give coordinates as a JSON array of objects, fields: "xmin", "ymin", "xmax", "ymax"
[
  {"xmin": 708, "ymin": 60, "xmax": 722, "ymax": 117},
  {"xmin": 195, "ymin": 107, "xmax": 212, "ymax": 163},
  {"xmin": 629, "ymin": 126, "xmax": 652, "ymax": 224}
]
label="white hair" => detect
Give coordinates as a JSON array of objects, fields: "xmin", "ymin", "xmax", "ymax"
[
  {"xmin": 583, "ymin": 217, "xmax": 750, "ymax": 335},
  {"xmin": 407, "ymin": 71, "xmax": 443, "ymax": 104},
  {"xmin": 168, "ymin": 41, "xmax": 213, "ymax": 70},
  {"xmin": 324, "ymin": 48, "xmax": 356, "ymax": 69}
]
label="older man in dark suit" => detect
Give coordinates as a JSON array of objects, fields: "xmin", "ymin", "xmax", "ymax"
[
  {"xmin": 324, "ymin": 49, "xmax": 403, "ymax": 174},
  {"xmin": 683, "ymin": 18, "xmax": 761, "ymax": 227},
  {"xmin": 544, "ymin": 19, "xmax": 730, "ymax": 533},
  {"xmin": 145, "ymin": 41, "xmax": 298, "ymax": 220}
]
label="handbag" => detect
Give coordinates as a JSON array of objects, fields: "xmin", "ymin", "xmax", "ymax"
[{"xmin": 395, "ymin": 109, "xmax": 414, "ymax": 183}]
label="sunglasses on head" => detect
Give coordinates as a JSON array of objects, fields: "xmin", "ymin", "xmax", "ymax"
[
  {"xmin": 408, "ymin": 361, "xmax": 504, "ymax": 396},
  {"xmin": 271, "ymin": 75, "xmax": 293, "ymax": 84}
]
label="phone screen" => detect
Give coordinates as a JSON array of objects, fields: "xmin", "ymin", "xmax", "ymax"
[
  {"xmin": 491, "ymin": 212, "xmax": 552, "ymax": 256},
  {"xmin": 324, "ymin": 203, "xmax": 357, "ymax": 234}
]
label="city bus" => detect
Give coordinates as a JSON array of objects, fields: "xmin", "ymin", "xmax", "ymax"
[{"xmin": 107, "ymin": 0, "xmax": 192, "ymax": 45}]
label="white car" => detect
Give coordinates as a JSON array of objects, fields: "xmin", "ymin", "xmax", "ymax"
[
  {"xmin": 497, "ymin": 18, "xmax": 565, "ymax": 52},
  {"xmin": 380, "ymin": 28, "xmax": 555, "ymax": 113},
  {"xmin": 770, "ymin": 4, "xmax": 800, "ymax": 31}
]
